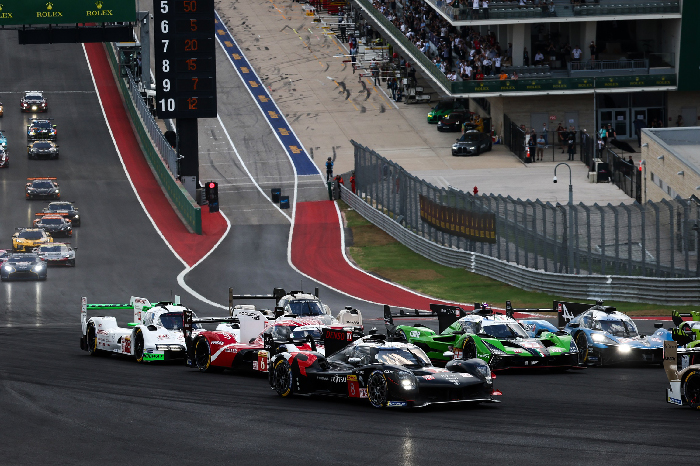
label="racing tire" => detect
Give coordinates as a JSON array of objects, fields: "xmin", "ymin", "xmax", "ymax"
[
  {"xmin": 575, "ymin": 332, "xmax": 589, "ymax": 364},
  {"xmin": 367, "ymin": 370, "xmax": 388, "ymax": 408},
  {"xmin": 86, "ymin": 322, "xmax": 99, "ymax": 356},
  {"xmin": 194, "ymin": 337, "xmax": 213, "ymax": 372},
  {"xmin": 462, "ymin": 337, "xmax": 477, "ymax": 360},
  {"xmin": 683, "ymin": 370, "xmax": 700, "ymax": 409},
  {"xmin": 134, "ymin": 329, "xmax": 145, "ymax": 363},
  {"xmin": 273, "ymin": 358, "xmax": 294, "ymax": 397}
]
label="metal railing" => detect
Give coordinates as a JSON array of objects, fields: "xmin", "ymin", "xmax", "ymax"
[
  {"xmin": 123, "ymin": 69, "xmax": 179, "ymax": 175},
  {"xmin": 573, "ymin": 1, "xmax": 680, "ymax": 16},
  {"xmin": 352, "ymin": 139, "xmax": 700, "ymax": 279},
  {"xmin": 569, "ymin": 59, "xmax": 647, "ymax": 72}
]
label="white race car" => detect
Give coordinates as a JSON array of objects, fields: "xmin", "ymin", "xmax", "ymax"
[{"xmin": 79, "ymin": 296, "xmax": 230, "ymax": 362}]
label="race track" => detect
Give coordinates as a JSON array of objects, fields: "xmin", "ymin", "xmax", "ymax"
[{"xmin": 0, "ymin": 28, "xmax": 698, "ymax": 466}]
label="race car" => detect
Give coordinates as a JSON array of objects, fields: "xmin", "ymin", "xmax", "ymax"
[
  {"xmin": 26, "ymin": 177, "xmax": 60, "ymax": 199},
  {"xmin": 452, "ymin": 130, "xmax": 493, "ymax": 156},
  {"xmin": 558, "ymin": 300, "xmax": 664, "ymax": 366},
  {"xmin": 0, "ymin": 129, "xmax": 7, "ymax": 148},
  {"xmin": 427, "ymin": 99, "xmax": 467, "ymax": 124},
  {"xmin": 21, "ymin": 91, "xmax": 47, "ymax": 113},
  {"xmin": 230, "ymin": 287, "xmax": 363, "ymax": 328},
  {"xmin": 0, "ymin": 147, "xmax": 8, "ymax": 168},
  {"xmin": 268, "ymin": 333, "xmax": 501, "ymax": 408},
  {"xmin": 391, "ymin": 303, "xmax": 579, "ymax": 370},
  {"xmin": 1, "ymin": 253, "xmax": 47, "ymax": 281},
  {"xmin": 12, "ymin": 228, "xmax": 53, "ymax": 252},
  {"xmin": 0, "ymin": 100, "xmax": 3, "ymax": 117},
  {"xmin": 34, "ymin": 242, "xmax": 76, "ymax": 266},
  {"xmin": 663, "ymin": 338, "xmax": 700, "ymax": 409},
  {"xmin": 42, "ymin": 201, "xmax": 80, "ymax": 226},
  {"xmin": 80, "ymin": 295, "xmax": 233, "ymax": 362},
  {"xmin": 27, "ymin": 119, "xmax": 56, "ymax": 141},
  {"xmin": 33, "ymin": 213, "xmax": 72, "ymax": 237},
  {"xmin": 27, "ymin": 141, "xmax": 59, "ymax": 159}
]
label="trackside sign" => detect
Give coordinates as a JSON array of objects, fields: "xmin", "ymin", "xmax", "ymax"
[{"xmin": 0, "ymin": 1, "xmax": 136, "ymax": 26}]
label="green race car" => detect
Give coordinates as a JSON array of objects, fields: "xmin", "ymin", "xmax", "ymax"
[
  {"xmin": 427, "ymin": 99, "xmax": 467, "ymax": 124},
  {"xmin": 389, "ymin": 303, "xmax": 580, "ymax": 371},
  {"xmin": 671, "ymin": 310, "xmax": 700, "ymax": 349}
]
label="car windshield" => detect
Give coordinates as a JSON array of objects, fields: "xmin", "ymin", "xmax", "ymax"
[
  {"xmin": 7, "ymin": 256, "xmax": 39, "ymax": 264},
  {"xmin": 158, "ymin": 312, "xmax": 186, "ymax": 330},
  {"xmin": 33, "ymin": 121, "xmax": 51, "ymax": 129},
  {"xmin": 286, "ymin": 299, "xmax": 324, "ymax": 316},
  {"xmin": 371, "ymin": 347, "xmax": 431, "ymax": 368},
  {"xmin": 38, "ymin": 245, "xmax": 64, "ymax": 252},
  {"xmin": 48, "ymin": 203, "xmax": 72, "ymax": 212},
  {"xmin": 433, "ymin": 101, "xmax": 453, "ymax": 111},
  {"xmin": 26, "ymin": 95, "xmax": 42, "ymax": 101},
  {"xmin": 459, "ymin": 133, "xmax": 481, "ymax": 143},
  {"xmin": 19, "ymin": 230, "xmax": 43, "ymax": 240},
  {"xmin": 32, "ymin": 181, "xmax": 53, "ymax": 189},
  {"xmin": 34, "ymin": 142, "xmax": 52, "ymax": 149},
  {"xmin": 292, "ymin": 328, "xmax": 322, "ymax": 340},
  {"xmin": 593, "ymin": 319, "xmax": 638, "ymax": 337},
  {"xmin": 482, "ymin": 322, "xmax": 530, "ymax": 339},
  {"xmin": 265, "ymin": 324, "xmax": 295, "ymax": 340},
  {"xmin": 41, "ymin": 218, "xmax": 64, "ymax": 225}
]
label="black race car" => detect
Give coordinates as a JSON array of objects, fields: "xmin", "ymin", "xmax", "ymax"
[
  {"xmin": 27, "ymin": 119, "xmax": 56, "ymax": 141},
  {"xmin": 26, "ymin": 178, "xmax": 60, "ymax": 200},
  {"xmin": 268, "ymin": 331, "xmax": 500, "ymax": 408},
  {"xmin": 27, "ymin": 141, "xmax": 59, "ymax": 159},
  {"xmin": 1, "ymin": 253, "xmax": 48, "ymax": 281},
  {"xmin": 437, "ymin": 111, "xmax": 470, "ymax": 132},
  {"xmin": 33, "ymin": 214, "xmax": 73, "ymax": 237},
  {"xmin": 43, "ymin": 201, "xmax": 80, "ymax": 226},
  {"xmin": 452, "ymin": 130, "xmax": 493, "ymax": 156},
  {"xmin": 0, "ymin": 147, "xmax": 8, "ymax": 168},
  {"xmin": 21, "ymin": 91, "xmax": 47, "ymax": 113}
]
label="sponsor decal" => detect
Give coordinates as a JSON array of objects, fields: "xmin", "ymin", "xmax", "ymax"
[
  {"xmin": 454, "ymin": 349, "xmax": 463, "ymax": 359},
  {"xmin": 359, "ymin": 388, "xmax": 368, "ymax": 398},
  {"xmin": 210, "ymin": 341, "xmax": 224, "ymax": 345},
  {"xmin": 224, "ymin": 348, "xmax": 238, "ymax": 353},
  {"xmin": 317, "ymin": 376, "xmax": 329, "ymax": 381},
  {"xmin": 252, "ymin": 361, "xmax": 258, "ymax": 370},
  {"xmin": 519, "ymin": 341, "xmax": 543, "ymax": 349},
  {"xmin": 347, "ymin": 375, "xmax": 358, "ymax": 381},
  {"xmin": 386, "ymin": 401, "xmax": 407, "ymax": 407},
  {"xmin": 331, "ymin": 375, "xmax": 346, "ymax": 383},
  {"xmin": 348, "ymin": 379, "xmax": 360, "ymax": 397},
  {"xmin": 87, "ymin": 1, "xmax": 113, "ymax": 16},
  {"xmin": 422, "ymin": 375, "xmax": 435, "ymax": 380},
  {"xmin": 459, "ymin": 373, "xmax": 473, "ymax": 378},
  {"xmin": 410, "ymin": 330, "xmax": 420, "ymax": 338},
  {"xmin": 667, "ymin": 395, "xmax": 682, "ymax": 405},
  {"xmin": 142, "ymin": 353, "xmax": 164, "ymax": 361}
]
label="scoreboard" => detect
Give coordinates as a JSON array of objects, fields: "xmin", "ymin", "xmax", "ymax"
[{"xmin": 153, "ymin": 0, "xmax": 217, "ymax": 119}]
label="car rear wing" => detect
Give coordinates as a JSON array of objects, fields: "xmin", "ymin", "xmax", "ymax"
[
  {"xmin": 35, "ymin": 212, "xmax": 71, "ymax": 217},
  {"xmin": 504, "ymin": 301, "xmax": 552, "ymax": 319},
  {"xmin": 228, "ymin": 286, "xmax": 318, "ymax": 311},
  {"xmin": 554, "ymin": 300, "xmax": 600, "ymax": 327},
  {"xmin": 182, "ymin": 308, "xmax": 240, "ymax": 338},
  {"xmin": 27, "ymin": 177, "xmax": 57, "ymax": 181},
  {"xmin": 80, "ymin": 296, "xmax": 153, "ymax": 334},
  {"xmin": 322, "ymin": 327, "xmax": 364, "ymax": 356}
]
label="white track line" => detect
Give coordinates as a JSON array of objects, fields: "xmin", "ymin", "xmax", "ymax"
[{"xmin": 85, "ymin": 44, "xmax": 232, "ymax": 309}]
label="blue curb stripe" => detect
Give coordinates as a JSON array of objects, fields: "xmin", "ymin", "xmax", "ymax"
[{"xmin": 214, "ymin": 11, "xmax": 320, "ymax": 176}]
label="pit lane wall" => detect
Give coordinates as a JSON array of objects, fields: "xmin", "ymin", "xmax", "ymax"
[
  {"xmin": 104, "ymin": 43, "xmax": 202, "ymax": 234},
  {"xmin": 341, "ymin": 185, "xmax": 700, "ymax": 305}
]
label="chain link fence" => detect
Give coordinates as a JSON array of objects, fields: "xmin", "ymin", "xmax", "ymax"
[
  {"xmin": 352, "ymin": 140, "xmax": 700, "ymax": 278},
  {"xmin": 123, "ymin": 68, "xmax": 179, "ymax": 176}
]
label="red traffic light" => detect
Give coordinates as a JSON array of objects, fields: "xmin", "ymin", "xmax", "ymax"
[{"xmin": 208, "ymin": 182, "xmax": 216, "ymax": 189}]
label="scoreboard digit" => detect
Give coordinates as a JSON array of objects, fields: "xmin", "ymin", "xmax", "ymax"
[{"xmin": 153, "ymin": 0, "xmax": 217, "ymax": 119}]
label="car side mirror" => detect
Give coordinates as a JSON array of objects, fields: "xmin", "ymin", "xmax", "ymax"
[
  {"xmin": 348, "ymin": 357, "xmax": 361, "ymax": 364},
  {"xmin": 568, "ymin": 323, "xmax": 580, "ymax": 328},
  {"xmin": 442, "ymin": 351, "xmax": 454, "ymax": 358}
]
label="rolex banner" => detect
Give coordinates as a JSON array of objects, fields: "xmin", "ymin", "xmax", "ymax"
[{"xmin": 419, "ymin": 195, "xmax": 496, "ymax": 243}]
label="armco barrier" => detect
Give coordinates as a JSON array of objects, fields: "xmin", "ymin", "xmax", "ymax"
[
  {"xmin": 104, "ymin": 43, "xmax": 202, "ymax": 234},
  {"xmin": 341, "ymin": 185, "xmax": 700, "ymax": 305}
]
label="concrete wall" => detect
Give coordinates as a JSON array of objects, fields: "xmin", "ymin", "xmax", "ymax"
[{"xmin": 668, "ymin": 91, "xmax": 700, "ymax": 127}]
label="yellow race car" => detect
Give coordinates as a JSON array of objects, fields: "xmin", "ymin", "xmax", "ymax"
[{"xmin": 12, "ymin": 228, "xmax": 53, "ymax": 252}]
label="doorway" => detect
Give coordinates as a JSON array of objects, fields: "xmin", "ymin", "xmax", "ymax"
[{"xmin": 599, "ymin": 109, "xmax": 628, "ymax": 137}]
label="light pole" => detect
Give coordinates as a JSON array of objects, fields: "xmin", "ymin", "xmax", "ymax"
[
  {"xmin": 693, "ymin": 223, "xmax": 700, "ymax": 277},
  {"xmin": 554, "ymin": 163, "xmax": 575, "ymax": 274}
]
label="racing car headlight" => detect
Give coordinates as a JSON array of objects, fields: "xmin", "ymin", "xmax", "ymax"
[
  {"xmin": 33, "ymin": 264, "xmax": 44, "ymax": 271},
  {"xmin": 74, "ymin": 215, "xmax": 79, "ymax": 219},
  {"xmin": 452, "ymin": 144, "xmax": 459, "ymax": 149},
  {"xmin": 475, "ymin": 364, "xmax": 491, "ymax": 380},
  {"xmin": 618, "ymin": 344, "xmax": 631, "ymax": 353},
  {"xmin": 3, "ymin": 265, "xmax": 14, "ymax": 272},
  {"xmin": 396, "ymin": 371, "xmax": 417, "ymax": 390},
  {"xmin": 591, "ymin": 333, "xmax": 617, "ymax": 345}
]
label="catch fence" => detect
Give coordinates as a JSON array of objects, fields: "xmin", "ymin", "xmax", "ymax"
[{"xmin": 352, "ymin": 140, "xmax": 700, "ymax": 279}]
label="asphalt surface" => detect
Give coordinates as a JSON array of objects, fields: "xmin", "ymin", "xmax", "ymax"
[{"xmin": 1, "ymin": 27, "xmax": 699, "ymax": 466}]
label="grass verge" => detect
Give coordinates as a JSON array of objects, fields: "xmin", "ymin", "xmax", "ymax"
[{"xmin": 338, "ymin": 200, "xmax": 697, "ymax": 316}]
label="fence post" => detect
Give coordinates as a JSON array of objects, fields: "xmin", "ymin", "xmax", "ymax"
[
  {"xmin": 637, "ymin": 203, "xmax": 647, "ymax": 276},
  {"xmin": 596, "ymin": 203, "xmax": 606, "ymax": 275},
  {"xmin": 580, "ymin": 204, "xmax": 591, "ymax": 274},
  {"xmin": 651, "ymin": 202, "xmax": 661, "ymax": 277},
  {"xmin": 661, "ymin": 199, "xmax": 675, "ymax": 275}
]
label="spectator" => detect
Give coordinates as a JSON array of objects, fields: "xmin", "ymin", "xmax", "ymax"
[
  {"xmin": 556, "ymin": 122, "xmax": 566, "ymax": 153},
  {"xmin": 676, "ymin": 114, "xmax": 684, "ymax": 127},
  {"xmin": 494, "ymin": 53, "xmax": 502, "ymax": 74},
  {"xmin": 499, "ymin": 71, "xmax": 508, "ymax": 80},
  {"xmin": 541, "ymin": 122, "xmax": 548, "ymax": 146},
  {"xmin": 338, "ymin": 10, "xmax": 347, "ymax": 42},
  {"xmin": 325, "ymin": 157, "xmax": 334, "ymax": 181},
  {"xmin": 567, "ymin": 135, "xmax": 576, "ymax": 161},
  {"xmin": 482, "ymin": 0, "xmax": 489, "ymax": 19},
  {"xmin": 547, "ymin": 41, "xmax": 557, "ymax": 67},
  {"xmin": 512, "ymin": 71, "xmax": 519, "ymax": 80},
  {"xmin": 607, "ymin": 123, "xmax": 617, "ymax": 141},
  {"xmin": 523, "ymin": 47, "xmax": 530, "ymax": 66},
  {"xmin": 483, "ymin": 56, "xmax": 492, "ymax": 75},
  {"xmin": 572, "ymin": 45, "xmax": 582, "ymax": 66},
  {"xmin": 534, "ymin": 51, "xmax": 544, "ymax": 66},
  {"xmin": 536, "ymin": 133, "xmax": 546, "ymax": 161},
  {"xmin": 599, "ymin": 124, "xmax": 608, "ymax": 147},
  {"xmin": 589, "ymin": 40, "xmax": 596, "ymax": 61},
  {"xmin": 548, "ymin": 1, "xmax": 556, "ymax": 16},
  {"xmin": 597, "ymin": 136, "xmax": 605, "ymax": 157},
  {"xmin": 350, "ymin": 171, "xmax": 356, "ymax": 194},
  {"xmin": 528, "ymin": 131, "xmax": 537, "ymax": 161},
  {"xmin": 472, "ymin": 0, "xmax": 480, "ymax": 19}
]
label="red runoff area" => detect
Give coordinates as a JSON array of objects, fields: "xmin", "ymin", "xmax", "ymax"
[
  {"xmin": 84, "ymin": 43, "xmax": 227, "ymax": 267},
  {"xmin": 292, "ymin": 201, "xmax": 458, "ymax": 310}
]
